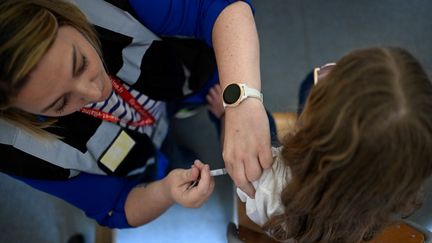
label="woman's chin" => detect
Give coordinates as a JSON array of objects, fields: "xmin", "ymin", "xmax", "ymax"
[
  {"xmin": 98, "ymin": 76, "xmax": 112, "ymax": 102},
  {"xmin": 101, "ymin": 85, "xmax": 112, "ymax": 101}
]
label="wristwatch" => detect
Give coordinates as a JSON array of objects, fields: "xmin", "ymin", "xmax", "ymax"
[{"xmin": 222, "ymin": 83, "xmax": 263, "ymax": 108}]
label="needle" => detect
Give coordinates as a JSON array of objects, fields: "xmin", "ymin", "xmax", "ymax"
[{"xmin": 187, "ymin": 168, "xmax": 227, "ymax": 190}]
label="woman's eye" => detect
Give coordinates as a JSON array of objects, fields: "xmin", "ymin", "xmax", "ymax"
[
  {"xmin": 55, "ymin": 96, "xmax": 69, "ymax": 114},
  {"xmin": 77, "ymin": 55, "xmax": 88, "ymax": 75}
]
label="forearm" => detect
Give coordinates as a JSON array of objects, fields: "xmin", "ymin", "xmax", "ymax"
[
  {"xmin": 220, "ymin": 115, "xmax": 225, "ymax": 147},
  {"xmin": 124, "ymin": 180, "xmax": 174, "ymax": 227},
  {"xmin": 124, "ymin": 162, "xmax": 215, "ymax": 227},
  {"xmin": 212, "ymin": 1, "xmax": 261, "ymax": 90},
  {"xmin": 212, "ymin": 2, "xmax": 272, "ymax": 198}
]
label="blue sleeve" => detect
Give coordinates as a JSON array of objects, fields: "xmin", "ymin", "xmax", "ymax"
[
  {"xmin": 128, "ymin": 0, "xmax": 254, "ymax": 46},
  {"xmin": 14, "ymin": 173, "xmax": 140, "ymax": 229}
]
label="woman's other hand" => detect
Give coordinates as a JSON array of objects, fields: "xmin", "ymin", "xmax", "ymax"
[{"xmin": 223, "ymin": 100, "xmax": 272, "ymax": 199}]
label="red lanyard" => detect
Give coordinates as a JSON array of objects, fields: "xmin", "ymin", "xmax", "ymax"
[{"xmin": 80, "ymin": 76, "xmax": 155, "ymax": 126}]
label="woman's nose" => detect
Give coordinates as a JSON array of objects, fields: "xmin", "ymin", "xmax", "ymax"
[{"xmin": 75, "ymin": 78, "xmax": 102, "ymax": 103}]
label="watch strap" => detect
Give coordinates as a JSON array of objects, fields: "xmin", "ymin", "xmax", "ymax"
[
  {"xmin": 242, "ymin": 84, "xmax": 263, "ymax": 103},
  {"xmin": 223, "ymin": 83, "xmax": 263, "ymax": 108}
]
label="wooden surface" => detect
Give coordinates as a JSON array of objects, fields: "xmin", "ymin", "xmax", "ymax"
[
  {"xmin": 238, "ymin": 197, "xmax": 263, "ymax": 233},
  {"xmin": 272, "ymin": 112, "xmax": 297, "ymax": 141},
  {"xmin": 237, "ymin": 225, "xmax": 279, "ymax": 243},
  {"xmin": 368, "ymin": 223, "xmax": 425, "ymax": 243},
  {"xmin": 95, "ymin": 225, "xmax": 113, "ymax": 243},
  {"xmin": 237, "ymin": 199, "xmax": 278, "ymax": 243}
]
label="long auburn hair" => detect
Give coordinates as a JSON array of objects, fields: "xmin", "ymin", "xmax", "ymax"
[
  {"xmin": 264, "ymin": 47, "xmax": 432, "ymax": 242},
  {"xmin": 0, "ymin": 0, "xmax": 100, "ymax": 136}
]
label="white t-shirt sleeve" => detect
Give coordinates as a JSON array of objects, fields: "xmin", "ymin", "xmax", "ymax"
[{"xmin": 236, "ymin": 147, "xmax": 291, "ymax": 226}]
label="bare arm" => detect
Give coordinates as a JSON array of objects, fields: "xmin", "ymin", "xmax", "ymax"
[{"xmin": 212, "ymin": 1, "xmax": 272, "ymax": 198}]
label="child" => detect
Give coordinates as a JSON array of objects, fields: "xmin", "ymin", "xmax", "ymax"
[{"xmin": 207, "ymin": 47, "xmax": 432, "ymax": 242}]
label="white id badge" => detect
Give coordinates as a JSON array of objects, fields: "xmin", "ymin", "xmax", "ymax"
[{"xmin": 100, "ymin": 130, "xmax": 136, "ymax": 172}]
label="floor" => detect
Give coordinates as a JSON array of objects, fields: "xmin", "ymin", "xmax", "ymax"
[
  {"xmin": 116, "ymin": 0, "xmax": 432, "ymax": 242},
  {"xmin": 0, "ymin": 173, "xmax": 96, "ymax": 243}
]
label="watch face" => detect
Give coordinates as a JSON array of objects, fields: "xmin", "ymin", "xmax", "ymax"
[{"xmin": 223, "ymin": 84, "xmax": 241, "ymax": 105}]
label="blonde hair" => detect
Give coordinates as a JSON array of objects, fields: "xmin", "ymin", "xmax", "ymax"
[
  {"xmin": 0, "ymin": 0, "xmax": 100, "ymax": 135},
  {"xmin": 264, "ymin": 47, "xmax": 432, "ymax": 242}
]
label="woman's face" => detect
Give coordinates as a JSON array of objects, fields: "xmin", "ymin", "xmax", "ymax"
[{"xmin": 12, "ymin": 26, "xmax": 112, "ymax": 117}]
